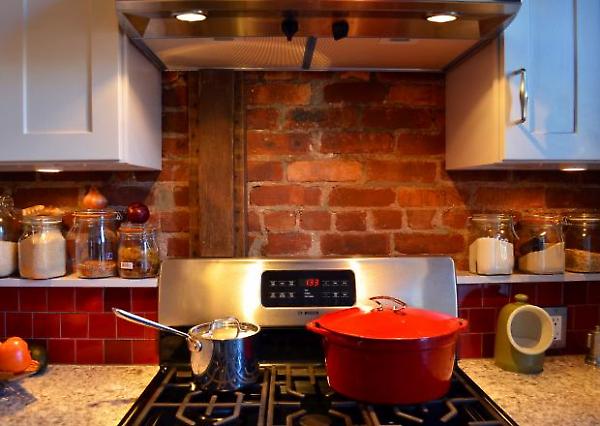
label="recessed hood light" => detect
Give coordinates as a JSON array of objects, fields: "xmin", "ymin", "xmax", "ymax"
[
  {"xmin": 427, "ymin": 14, "xmax": 458, "ymax": 23},
  {"xmin": 175, "ymin": 11, "xmax": 207, "ymax": 22},
  {"xmin": 36, "ymin": 168, "xmax": 62, "ymax": 173},
  {"xmin": 561, "ymin": 167, "xmax": 587, "ymax": 172}
]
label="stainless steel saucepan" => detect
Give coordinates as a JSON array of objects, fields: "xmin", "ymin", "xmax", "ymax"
[{"xmin": 113, "ymin": 308, "xmax": 261, "ymax": 391}]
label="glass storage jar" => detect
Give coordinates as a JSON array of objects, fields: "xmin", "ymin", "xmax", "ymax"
[
  {"xmin": 468, "ymin": 213, "xmax": 515, "ymax": 275},
  {"xmin": 118, "ymin": 223, "xmax": 160, "ymax": 279},
  {"xmin": 72, "ymin": 209, "xmax": 119, "ymax": 278},
  {"xmin": 564, "ymin": 214, "xmax": 600, "ymax": 273},
  {"xmin": 18, "ymin": 216, "xmax": 66, "ymax": 279},
  {"xmin": 0, "ymin": 195, "xmax": 20, "ymax": 277},
  {"xmin": 516, "ymin": 214, "xmax": 565, "ymax": 274}
]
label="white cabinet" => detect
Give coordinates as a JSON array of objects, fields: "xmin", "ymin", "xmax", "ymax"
[
  {"xmin": 446, "ymin": 0, "xmax": 600, "ymax": 170},
  {"xmin": 0, "ymin": 0, "xmax": 161, "ymax": 171}
]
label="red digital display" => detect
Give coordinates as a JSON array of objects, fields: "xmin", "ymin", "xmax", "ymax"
[{"xmin": 305, "ymin": 278, "xmax": 320, "ymax": 288}]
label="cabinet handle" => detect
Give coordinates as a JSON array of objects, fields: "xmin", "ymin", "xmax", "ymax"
[{"xmin": 515, "ymin": 68, "xmax": 528, "ymax": 125}]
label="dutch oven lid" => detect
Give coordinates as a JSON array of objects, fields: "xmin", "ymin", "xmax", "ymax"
[{"xmin": 314, "ymin": 296, "xmax": 466, "ymax": 340}]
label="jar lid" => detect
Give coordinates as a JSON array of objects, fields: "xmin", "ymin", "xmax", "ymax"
[
  {"xmin": 22, "ymin": 215, "xmax": 62, "ymax": 225},
  {"xmin": 519, "ymin": 214, "xmax": 562, "ymax": 225},
  {"xmin": 470, "ymin": 213, "xmax": 513, "ymax": 223},
  {"xmin": 565, "ymin": 213, "xmax": 600, "ymax": 224},
  {"xmin": 119, "ymin": 222, "xmax": 156, "ymax": 234},
  {"xmin": 73, "ymin": 208, "xmax": 119, "ymax": 221}
]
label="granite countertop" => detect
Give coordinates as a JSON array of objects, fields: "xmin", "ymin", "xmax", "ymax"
[
  {"xmin": 0, "ymin": 365, "xmax": 157, "ymax": 426},
  {"xmin": 459, "ymin": 355, "xmax": 600, "ymax": 426}
]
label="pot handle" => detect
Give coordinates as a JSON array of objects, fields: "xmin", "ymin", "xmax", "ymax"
[
  {"xmin": 369, "ymin": 296, "xmax": 407, "ymax": 313},
  {"xmin": 457, "ymin": 318, "xmax": 469, "ymax": 332},
  {"xmin": 306, "ymin": 320, "xmax": 330, "ymax": 337}
]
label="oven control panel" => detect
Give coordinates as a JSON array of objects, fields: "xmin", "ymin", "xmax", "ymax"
[{"xmin": 261, "ymin": 270, "xmax": 356, "ymax": 307}]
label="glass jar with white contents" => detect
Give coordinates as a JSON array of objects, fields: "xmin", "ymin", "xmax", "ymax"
[
  {"xmin": 18, "ymin": 216, "xmax": 66, "ymax": 279},
  {"xmin": 0, "ymin": 195, "xmax": 19, "ymax": 277},
  {"xmin": 468, "ymin": 214, "xmax": 515, "ymax": 275},
  {"xmin": 516, "ymin": 214, "xmax": 565, "ymax": 274}
]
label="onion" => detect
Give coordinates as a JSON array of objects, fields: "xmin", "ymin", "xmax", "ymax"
[
  {"xmin": 82, "ymin": 186, "xmax": 108, "ymax": 209},
  {"xmin": 127, "ymin": 202, "xmax": 150, "ymax": 224}
]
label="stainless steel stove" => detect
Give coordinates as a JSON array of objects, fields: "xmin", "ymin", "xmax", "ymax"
[{"xmin": 119, "ymin": 257, "xmax": 517, "ymax": 426}]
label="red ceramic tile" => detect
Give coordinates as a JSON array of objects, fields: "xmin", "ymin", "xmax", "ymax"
[
  {"xmin": 105, "ymin": 340, "xmax": 133, "ymax": 364},
  {"xmin": 564, "ymin": 282, "xmax": 588, "ymax": 305},
  {"xmin": 0, "ymin": 288, "xmax": 19, "ymax": 311},
  {"xmin": 468, "ymin": 308, "xmax": 497, "ymax": 333},
  {"xmin": 33, "ymin": 313, "xmax": 61, "ymax": 338},
  {"xmin": 536, "ymin": 282, "xmax": 564, "ymax": 307},
  {"xmin": 89, "ymin": 313, "xmax": 116, "ymax": 338},
  {"xmin": 143, "ymin": 312, "xmax": 158, "ymax": 339},
  {"xmin": 117, "ymin": 316, "xmax": 145, "ymax": 339},
  {"xmin": 573, "ymin": 305, "xmax": 600, "ymax": 330},
  {"xmin": 588, "ymin": 283, "xmax": 600, "ymax": 304},
  {"xmin": 104, "ymin": 288, "xmax": 131, "ymax": 312},
  {"xmin": 76, "ymin": 339, "xmax": 104, "ymax": 364},
  {"xmin": 5, "ymin": 312, "xmax": 33, "ymax": 338},
  {"xmin": 482, "ymin": 333, "xmax": 496, "ymax": 358},
  {"xmin": 510, "ymin": 283, "xmax": 537, "ymax": 304},
  {"xmin": 0, "ymin": 313, "xmax": 5, "ymax": 338},
  {"xmin": 27, "ymin": 338, "xmax": 48, "ymax": 350},
  {"xmin": 457, "ymin": 333, "xmax": 482, "ymax": 359},
  {"xmin": 132, "ymin": 340, "xmax": 159, "ymax": 364},
  {"xmin": 19, "ymin": 288, "xmax": 48, "ymax": 312},
  {"xmin": 131, "ymin": 288, "xmax": 158, "ymax": 312},
  {"xmin": 48, "ymin": 288, "xmax": 75, "ymax": 312},
  {"xmin": 565, "ymin": 330, "xmax": 588, "ymax": 354},
  {"xmin": 61, "ymin": 313, "xmax": 88, "ymax": 338},
  {"xmin": 75, "ymin": 288, "xmax": 104, "ymax": 312},
  {"xmin": 47, "ymin": 339, "xmax": 75, "ymax": 363},
  {"xmin": 457, "ymin": 285, "xmax": 482, "ymax": 308},
  {"xmin": 481, "ymin": 284, "xmax": 510, "ymax": 307}
]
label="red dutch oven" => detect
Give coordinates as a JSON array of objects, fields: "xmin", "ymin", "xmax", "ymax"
[{"xmin": 306, "ymin": 296, "xmax": 468, "ymax": 405}]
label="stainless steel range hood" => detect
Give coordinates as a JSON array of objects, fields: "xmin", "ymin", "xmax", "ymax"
[{"xmin": 116, "ymin": 0, "xmax": 520, "ymax": 71}]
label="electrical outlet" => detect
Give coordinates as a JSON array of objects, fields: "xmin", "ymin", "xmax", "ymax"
[{"xmin": 543, "ymin": 307, "xmax": 567, "ymax": 349}]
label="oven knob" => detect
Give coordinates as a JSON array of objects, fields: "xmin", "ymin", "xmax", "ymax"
[
  {"xmin": 288, "ymin": 292, "xmax": 295, "ymax": 298},
  {"xmin": 270, "ymin": 281, "xmax": 277, "ymax": 287},
  {"xmin": 333, "ymin": 292, "xmax": 339, "ymax": 298},
  {"xmin": 279, "ymin": 292, "xmax": 286, "ymax": 298},
  {"xmin": 269, "ymin": 292, "xmax": 277, "ymax": 298}
]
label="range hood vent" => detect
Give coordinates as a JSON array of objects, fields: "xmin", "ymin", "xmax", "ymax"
[{"xmin": 116, "ymin": 1, "xmax": 521, "ymax": 71}]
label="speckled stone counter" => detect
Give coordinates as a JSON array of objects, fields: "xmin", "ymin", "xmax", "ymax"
[
  {"xmin": 0, "ymin": 365, "xmax": 157, "ymax": 426},
  {"xmin": 459, "ymin": 356, "xmax": 600, "ymax": 426}
]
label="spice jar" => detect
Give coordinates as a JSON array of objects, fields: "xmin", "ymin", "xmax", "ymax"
[
  {"xmin": 516, "ymin": 214, "xmax": 565, "ymax": 274},
  {"xmin": 0, "ymin": 196, "xmax": 20, "ymax": 277},
  {"xmin": 468, "ymin": 213, "xmax": 515, "ymax": 275},
  {"xmin": 564, "ymin": 214, "xmax": 600, "ymax": 273},
  {"xmin": 72, "ymin": 209, "xmax": 119, "ymax": 278},
  {"xmin": 18, "ymin": 216, "xmax": 66, "ymax": 279},
  {"xmin": 118, "ymin": 223, "xmax": 160, "ymax": 279}
]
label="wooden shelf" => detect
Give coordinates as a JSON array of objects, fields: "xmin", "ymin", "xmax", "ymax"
[
  {"xmin": 457, "ymin": 271, "xmax": 600, "ymax": 285},
  {"xmin": 0, "ymin": 274, "xmax": 157, "ymax": 288}
]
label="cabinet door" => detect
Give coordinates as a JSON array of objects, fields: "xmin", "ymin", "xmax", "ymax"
[
  {"xmin": 0, "ymin": 0, "xmax": 120, "ymax": 163},
  {"xmin": 504, "ymin": 0, "xmax": 600, "ymax": 161}
]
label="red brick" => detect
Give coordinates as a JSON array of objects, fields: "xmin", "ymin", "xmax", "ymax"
[
  {"xmin": 61, "ymin": 313, "xmax": 88, "ymax": 338},
  {"xmin": 104, "ymin": 288, "xmax": 131, "ymax": 312},
  {"xmin": 324, "ymin": 82, "xmax": 387, "ymax": 103},
  {"xmin": 132, "ymin": 340, "xmax": 159, "ymax": 364},
  {"xmin": 0, "ymin": 288, "xmax": 18, "ymax": 311},
  {"xmin": 105, "ymin": 340, "xmax": 132, "ymax": 364},
  {"xmin": 246, "ymin": 83, "xmax": 311, "ymax": 105},
  {"xmin": 329, "ymin": 188, "xmax": 395, "ymax": 207},
  {"xmin": 397, "ymin": 187, "xmax": 463, "ymax": 207},
  {"xmin": 162, "ymin": 84, "xmax": 187, "ymax": 108},
  {"xmin": 388, "ymin": 84, "xmax": 444, "ymax": 107},
  {"xmin": 406, "ymin": 209, "xmax": 436, "ymax": 230},
  {"xmin": 396, "ymin": 133, "xmax": 444, "ymax": 155},
  {"xmin": 247, "ymin": 210, "xmax": 261, "ymax": 232},
  {"xmin": 362, "ymin": 107, "xmax": 435, "ymax": 129},
  {"xmin": 32, "ymin": 313, "xmax": 61, "ymax": 338},
  {"xmin": 263, "ymin": 233, "xmax": 312, "ymax": 256},
  {"xmin": 162, "ymin": 111, "xmax": 188, "ymax": 133},
  {"xmin": 457, "ymin": 333, "xmax": 482, "ymax": 359},
  {"xmin": 76, "ymin": 339, "xmax": 104, "ymax": 364},
  {"xmin": 157, "ymin": 160, "xmax": 189, "ymax": 182},
  {"xmin": 247, "ymin": 161, "xmax": 284, "ymax": 182},
  {"xmin": 48, "ymin": 288, "xmax": 75, "ymax": 312},
  {"xmin": 75, "ymin": 288, "xmax": 103, "ymax": 312},
  {"xmin": 247, "ymin": 131, "xmax": 312, "ymax": 155},
  {"xmin": 321, "ymin": 132, "xmax": 394, "ymax": 154},
  {"xmin": 365, "ymin": 160, "xmax": 436, "ymax": 183},
  {"xmin": 288, "ymin": 160, "xmax": 362, "ymax": 182},
  {"xmin": 101, "ymin": 184, "xmax": 153, "ymax": 207},
  {"xmin": 246, "ymin": 108, "xmax": 279, "ymax": 129},
  {"xmin": 546, "ymin": 188, "xmax": 600, "ymax": 209},
  {"xmin": 300, "ymin": 211, "xmax": 331, "ymax": 231},
  {"xmin": 131, "ymin": 288, "xmax": 158, "ymax": 312},
  {"xmin": 172, "ymin": 186, "xmax": 189, "ymax": 207},
  {"xmin": 442, "ymin": 209, "xmax": 470, "ymax": 229},
  {"xmin": 167, "ymin": 237, "xmax": 190, "ymax": 257},
  {"xmin": 250, "ymin": 185, "xmax": 321, "ymax": 206},
  {"xmin": 321, "ymin": 234, "xmax": 390, "ymax": 256},
  {"xmin": 394, "ymin": 232, "xmax": 465, "ymax": 254},
  {"xmin": 372, "ymin": 210, "xmax": 404, "ymax": 230},
  {"xmin": 160, "ymin": 211, "xmax": 189, "ymax": 232},
  {"xmin": 19, "ymin": 288, "xmax": 48, "ymax": 312},
  {"xmin": 335, "ymin": 212, "xmax": 366, "ymax": 231},
  {"xmin": 13, "ymin": 187, "xmax": 80, "ymax": 208},
  {"xmin": 264, "ymin": 211, "xmax": 296, "ymax": 232},
  {"xmin": 48, "ymin": 339, "xmax": 75, "ymax": 364},
  {"xmin": 473, "ymin": 187, "xmax": 545, "ymax": 210},
  {"xmin": 284, "ymin": 107, "xmax": 359, "ymax": 130},
  {"xmin": 89, "ymin": 313, "xmax": 116, "ymax": 339},
  {"xmin": 6, "ymin": 313, "xmax": 32, "ymax": 338},
  {"xmin": 162, "ymin": 137, "xmax": 189, "ymax": 158},
  {"xmin": 442, "ymin": 169, "xmax": 510, "ymax": 182}
]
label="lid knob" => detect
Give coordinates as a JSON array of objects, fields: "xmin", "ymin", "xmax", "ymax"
[{"xmin": 514, "ymin": 294, "xmax": 528, "ymax": 303}]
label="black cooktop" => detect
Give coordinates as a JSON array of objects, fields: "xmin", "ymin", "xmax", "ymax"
[{"xmin": 119, "ymin": 363, "xmax": 517, "ymax": 426}]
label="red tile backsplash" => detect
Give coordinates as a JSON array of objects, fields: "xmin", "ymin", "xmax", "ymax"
[
  {"xmin": 89, "ymin": 312, "xmax": 117, "ymax": 339},
  {"xmin": 76, "ymin": 339, "xmax": 104, "ymax": 364},
  {"xmin": 0, "ymin": 288, "xmax": 18, "ymax": 311},
  {"xmin": 61, "ymin": 313, "xmax": 89, "ymax": 338},
  {"xmin": 105, "ymin": 339, "xmax": 133, "ymax": 364},
  {"xmin": 48, "ymin": 339, "xmax": 76, "ymax": 363},
  {"xmin": 48, "ymin": 288, "xmax": 76, "ymax": 312},
  {"xmin": 33, "ymin": 313, "xmax": 61, "ymax": 338},
  {"xmin": 104, "ymin": 288, "xmax": 131, "ymax": 312},
  {"xmin": 19, "ymin": 288, "xmax": 48, "ymax": 311},
  {"xmin": 75, "ymin": 288, "xmax": 104, "ymax": 312},
  {"xmin": 6, "ymin": 312, "xmax": 32, "ymax": 338}
]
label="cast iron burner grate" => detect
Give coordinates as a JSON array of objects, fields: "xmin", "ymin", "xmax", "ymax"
[{"xmin": 119, "ymin": 364, "xmax": 513, "ymax": 426}]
